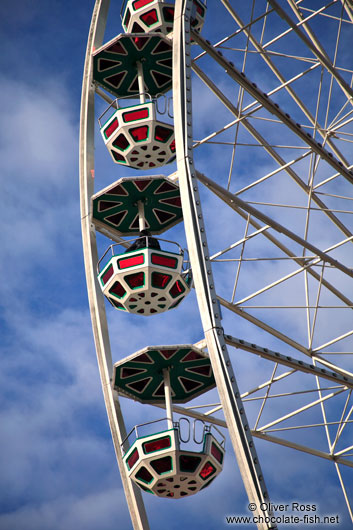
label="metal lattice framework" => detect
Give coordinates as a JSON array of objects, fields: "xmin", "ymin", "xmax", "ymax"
[{"xmin": 80, "ymin": 1, "xmax": 353, "ymax": 528}]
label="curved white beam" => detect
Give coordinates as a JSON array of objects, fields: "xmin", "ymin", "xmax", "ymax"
[{"xmin": 79, "ymin": 1, "xmax": 149, "ymax": 528}]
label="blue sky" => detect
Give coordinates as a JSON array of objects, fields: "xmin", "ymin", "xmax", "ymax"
[{"xmin": 1, "ymin": 1, "xmax": 353, "ymax": 529}]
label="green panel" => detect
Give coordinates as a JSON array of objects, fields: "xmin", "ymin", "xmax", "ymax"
[
  {"xmin": 113, "ymin": 346, "xmax": 215, "ymax": 404},
  {"xmin": 92, "ymin": 176, "xmax": 183, "ymax": 236},
  {"xmin": 93, "ymin": 33, "xmax": 172, "ymax": 98}
]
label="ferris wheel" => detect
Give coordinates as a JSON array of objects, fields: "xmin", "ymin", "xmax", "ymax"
[{"xmin": 80, "ymin": 1, "xmax": 353, "ymax": 528}]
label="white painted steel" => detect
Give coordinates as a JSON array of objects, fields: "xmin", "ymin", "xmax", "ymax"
[
  {"xmin": 137, "ymin": 61, "xmax": 146, "ymax": 104},
  {"xmin": 138, "ymin": 200, "xmax": 146, "ymax": 231},
  {"xmin": 79, "ymin": 1, "xmax": 149, "ymax": 528},
  {"xmin": 163, "ymin": 368, "xmax": 174, "ymax": 429}
]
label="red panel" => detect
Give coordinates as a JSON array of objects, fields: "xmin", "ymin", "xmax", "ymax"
[
  {"xmin": 151, "ymin": 254, "xmax": 177, "ymax": 268},
  {"xmin": 127, "ymin": 448, "xmax": 139, "ymax": 470},
  {"xmin": 133, "ymin": 35, "xmax": 149, "ymax": 50},
  {"xmin": 109, "ymin": 281, "xmax": 126, "ymax": 298},
  {"xmin": 109, "ymin": 42, "xmax": 127, "ymax": 55},
  {"xmin": 186, "ymin": 365, "xmax": 211, "ymax": 377},
  {"xmin": 135, "ymin": 466, "xmax": 153, "ymax": 484},
  {"xmin": 211, "ymin": 442, "xmax": 223, "ymax": 464},
  {"xmin": 151, "ymin": 69, "xmax": 171, "ymax": 88},
  {"xmin": 155, "ymin": 125, "xmax": 173, "ymax": 143},
  {"xmin": 181, "ymin": 350, "xmax": 204, "ymax": 362},
  {"xmin": 169, "ymin": 280, "xmax": 185, "ymax": 298},
  {"xmin": 132, "ymin": 22, "xmax": 144, "ymax": 33},
  {"xmin": 127, "ymin": 377, "xmax": 151, "ymax": 393},
  {"xmin": 108, "ymin": 183, "xmax": 128, "ymax": 196},
  {"xmin": 159, "ymin": 349, "xmax": 177, "ymax": 359},
  {"xmin": 179, "ymin": 454, "xmax": 201, "ymax": 473},
  {"xmin": 151, "ymin": 272, "xmax": 172, "ymax": 289},
  {"xmin": 199, "ymin": 461, "xmax": 216, "ymax": 479},
  {"xmin": 112, "ymin": 151, "xmax": 125, "ymax": 163},
  {"xmin": 134, "ymin": 353, "xmax": 153, "ymax": 364},
  {"xmin": 98, "ymin": 200, "xmax": 117, "ymax": 212},
  {"xmin": 133, "ymin": 0, "xmax": 154, "ymax": 9},
  {"xmin": 153, "ymin": 382, "xmax": 165, "ymax": 396},
  {"xmin": 155, "ymin": 180, "xmax": 177, "ymax": 194},
  {"xmin": 130, "ymin": 125, "xmax": 149, "ymax": 141},
  {"xmin": 150, "ymin": 456, "xmax": 172, "ymax": 475},
  {"xmin": 118, "ymin": 254, "xmax": 144, "ymax": 269},
  {"xmin": 111, "ymin": 299, "xmax": 124, "ymax": 309},
  {"xmin": 125, "ymin": 272, "xmax": 145, "ymax": 289},
  {"xmin": 112, "ymin": 133, "xmax": 129, "ymax": 151},
  {"xmin": 98, "ymin": 59, "xmax": 117, "ymax": 72},
  {"xmin": 123, "ymin": 108, "xmax": 149, "ymax": 123},
  {"xmin": 179, "ymin": 377, "xmax": 202, "ymax": 392},
  {"xmin": 106, "ymin": 71, "xmax": 126, "ymax": 88},
  {"xmin": 143, "ymin": 436, "xmax": 171, "ymax": 454},
  {"xmin": 170, "ymin": 139, "xmax": 176, "ymax": 152},
  {"xmin": 104, "ymin": 117, "xmax": 119, "ymax": 139},
  {"xmin": 134, "ymin": 179, "xmax": 151, "ymax": 191},
  {"xmin": 152, "ymin": 40, "xmax": 171, "ymax": 54},
  {"xmin": 160, "ymin": 196, "xmax": 181, "ymax": 208},
  {"xmin": 121, "ymin": 367, "xmax": 146, "ymax": 378},
  {"xmin": 163, "ymin": 6, "xmax": 174, "ymax": 22},
  {"xmin": 140, "ymin": 9, "xmax": 158, "ymax": 26},
  {"xmin": 106, "ymin": 210, "xmax": 127, "ymax": 227},
  {"xmin": 101, "ymin": 264, "xmax": 114, "ymax": 285},
  {"xmin": 154, "ymin": 208, "xmax": 175, "ymax": 224}
]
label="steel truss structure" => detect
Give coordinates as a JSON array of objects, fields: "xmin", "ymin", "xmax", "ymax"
[{"xmin": 80, "ymin": 1, "xmax": 353, "ymax": 528}]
